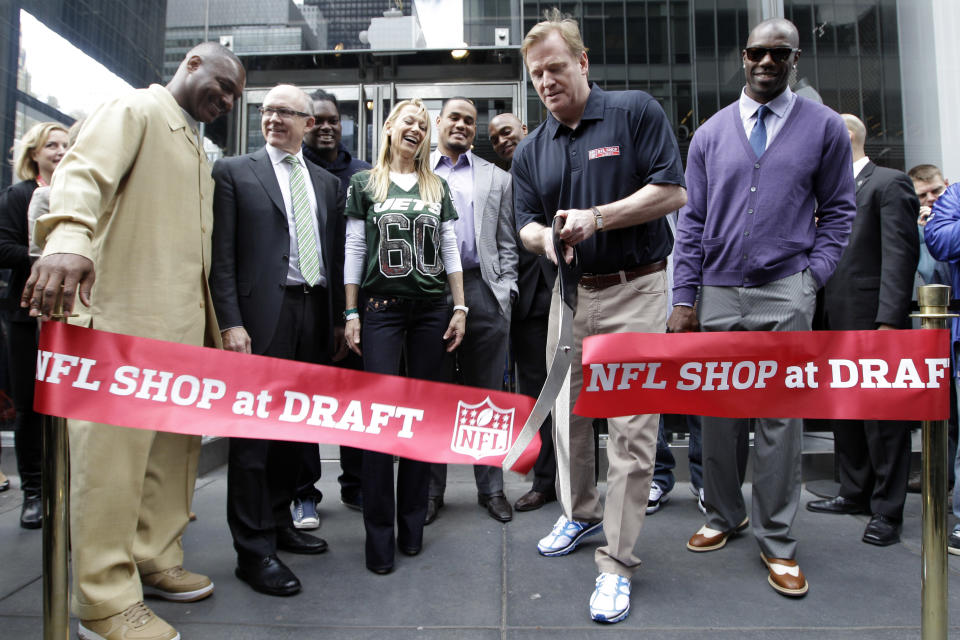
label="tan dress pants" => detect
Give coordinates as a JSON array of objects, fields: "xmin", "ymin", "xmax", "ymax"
[
  {"xmin": 547, "ymin": 268, "xmax": 666, "ymax": 577},
  {"xmin": 69, "ymin": 420, "xmax": 200, "ymax": 620}
]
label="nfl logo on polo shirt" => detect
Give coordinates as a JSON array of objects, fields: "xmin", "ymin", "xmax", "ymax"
[{"xmin": 588, "ymin": 146, "xmax": 620, "ymax": 160}]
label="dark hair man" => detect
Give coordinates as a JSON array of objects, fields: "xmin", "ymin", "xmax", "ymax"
[
  {"xmin": 24, "ymin": 42, "xmax": 245, "ymax": 640},
  {"xmin": 670, "ymin": 19, "xmax": 855, "ymax": 598},
  {"xmin": 426, "ymin": 97, "xmax": 519, "ymax": 524},
  {"xmin": 805, "ymin": 114, "xmax": 919, "ymax": 547},
  {"xmin": 512, "ymin": 10, "xmax": 687, "ymax": 623},
  {"xmin": 291, "ymin": 89, "xmax": 373, "ymax": 526},
  {"xmin": 210, "ymin": 84, "xmax": 344, "ymax": 597},
  {"xmin": 487, "ymin": 112, "xmax": 558, "ymax": 513}
]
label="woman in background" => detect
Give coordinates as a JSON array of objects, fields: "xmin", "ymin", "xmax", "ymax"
[
  {"xmin": 343, "ymin": 99, "xmax": 467, "ymax": 574},
  {"xmin": 0, "ymin": 121, "xmax": 68, "ymax": 527}
]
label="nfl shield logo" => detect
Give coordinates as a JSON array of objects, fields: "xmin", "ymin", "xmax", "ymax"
[{"xmin": 450, "ymin": 397, "xmax": 515, "ymax": 460}]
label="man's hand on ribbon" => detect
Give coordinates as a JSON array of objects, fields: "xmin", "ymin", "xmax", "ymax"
[{"xmin": 21, "ymin": 252, "xmax": 95, "ymax": 319}]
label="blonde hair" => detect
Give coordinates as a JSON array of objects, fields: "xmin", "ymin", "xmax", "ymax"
[
  {"xmin": 521, "ymin": 8, "xmax": 587, "ymax": 61},
  {"xmin": 12, "ymin": 122, "xmax": 68, "ymax": 181},
  {"xmin": 365, "ymin": 99, "xmax": 444, "ymax": 204}
]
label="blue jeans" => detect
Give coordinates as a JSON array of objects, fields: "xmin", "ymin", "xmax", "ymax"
[
  {"xmin": 360, "ymin": 295, "xmax": 450, "ymax": 570},
  {"xmin": 653, "ymin": 414, "xmax": 703, "ymax": 493}
]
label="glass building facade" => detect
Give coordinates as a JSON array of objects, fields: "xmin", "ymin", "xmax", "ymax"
[
  {"xmin": 521, "ymin": 0, "xmax": 905, "ymax": 168},
  {"xmin": 158, "ymin": 0, "xmax": 912, "ymax": 171},
  {"xmin": 0, "ymin": 0, "xmax": 167, "ymax": 187}
]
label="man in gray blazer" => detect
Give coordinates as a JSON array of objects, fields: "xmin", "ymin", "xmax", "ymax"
[{"xmin": 428, "ymin": 97, "xmax": 519, "ymax": 523}]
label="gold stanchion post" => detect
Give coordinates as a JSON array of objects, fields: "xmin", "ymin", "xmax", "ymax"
[
  {"xmin": 42, "ymin": 287, "xmax": 70, "ymax": 640},
  {"xmin": 912, "ymin": 283, "xmax": 955, "ymax": 640}
]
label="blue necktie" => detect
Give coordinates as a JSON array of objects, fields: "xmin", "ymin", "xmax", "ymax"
[{"xmin": 749, "ymin": 105, "xmax": 769, "ymax": 158}]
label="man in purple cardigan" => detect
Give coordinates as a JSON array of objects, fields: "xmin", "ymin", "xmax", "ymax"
[{"xmin": 669, "ymin": 18, "xmax": 855, "ymax": 598}]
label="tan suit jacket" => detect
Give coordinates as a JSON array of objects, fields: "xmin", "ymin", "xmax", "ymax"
[
  {"xmin": 37, "ymin": 83, "xmax": 221, "ymax": 347},
  {"xmin": 35, "ymin": 83, "xmax": 221, "ymax": 620}
]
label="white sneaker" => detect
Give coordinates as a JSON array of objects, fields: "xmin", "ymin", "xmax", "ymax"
[
  {"xmin": 537, "ymin": 515, "xmax": 602, "ymax": 556},
  {"xmin": 589, "ymin": 572, "xmax": 631, "ymax": 623},
  {"xmin": 646, "ymin": 483, "xmax": 669, "ymax": 514}
]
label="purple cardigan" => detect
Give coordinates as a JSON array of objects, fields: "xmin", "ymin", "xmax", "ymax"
[{"xmin": 673, "ymin": 97, "xmax": 856, "ymax": 306}]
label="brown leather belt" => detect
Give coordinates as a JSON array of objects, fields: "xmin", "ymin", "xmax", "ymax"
[{"xmin": 579, "ymin": 259, "xmax": 667, "ymax": 291}]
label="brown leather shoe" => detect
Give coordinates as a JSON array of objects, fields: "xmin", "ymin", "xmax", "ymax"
[
  {"xmin": 761, "ymin": 553, "xmax": 808, "ymax": 597},
  {"xmin": 906, "ymin": 469, "xmax": 921, "ymax": 494},
  {"xmin": 514, "ymin": 489, "xmax": 556, "ymax": 512},
  {"xmin": 686, "ymin": 516, "xmax": 748, "ymax": 552}
]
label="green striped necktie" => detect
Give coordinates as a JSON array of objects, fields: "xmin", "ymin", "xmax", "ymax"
[{"xmin": 284, "ymin": 155, "xmax": 321, "ymax": 286}]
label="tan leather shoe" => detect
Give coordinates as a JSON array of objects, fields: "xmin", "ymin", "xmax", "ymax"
[
  {"xmin": 0, "ymin": 470, "xmax": 9, "ymax": 492},
  {"xmin": 761, "ymin": 553, "xmax": 809, "ymax": 597},
  {"xmin": 686, "ymin": 516, "xmax": 749, "ymax": 552},
  {"xmin": 142, "ymin": 566, "xmax": 213, "ymax": 602},
  {"xmin": 78, "ymin": 601, "xmax": 178, "ymax": 640}
]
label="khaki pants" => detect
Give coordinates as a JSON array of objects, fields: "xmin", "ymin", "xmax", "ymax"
[
  {"xmin": 547, "ymin": 269, "xmax": 666, "ymax": 577},
  {"xmin": 69, "ymin": 420, "xmax": 200, "ymax": 620}
]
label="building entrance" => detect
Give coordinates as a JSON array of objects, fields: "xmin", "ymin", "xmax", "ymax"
[{"xmin": 232, "ymin": 48, "xmax": 526, "ymax": 166}]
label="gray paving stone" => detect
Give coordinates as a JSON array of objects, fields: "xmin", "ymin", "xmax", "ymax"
[{"xmin": 3, "ymin": 458, "xmax": 960, "ymax": 639}]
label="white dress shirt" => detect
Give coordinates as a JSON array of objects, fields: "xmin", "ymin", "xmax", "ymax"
[{"xmin": 265, "ymin": 143, "xmax": 326, "ymax": 287}]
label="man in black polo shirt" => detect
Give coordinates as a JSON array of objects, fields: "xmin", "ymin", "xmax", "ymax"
[{"xmin": 511, "ymin": 9, "xmax": 686, "ymax": 624}]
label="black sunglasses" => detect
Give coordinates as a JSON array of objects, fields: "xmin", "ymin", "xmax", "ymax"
[{"xmin": 743, "ymin": 47, "xmax": 800, "ymax": 63}]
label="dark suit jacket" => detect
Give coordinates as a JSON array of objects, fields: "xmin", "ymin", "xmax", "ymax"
[
  {"xmin": 513, "ymin": 248, "xmax": 556, "ymax": 321},
  {"xmin": 210, "ymin": 147, "xmax": 345, "ymax": 355},
  {"xmin": 823, "ymin": 161, "xmax": 919, "ymax": 330},
  {"xmin": 0, "ymin": 179, "xmax": 38, "ymax": 318}
]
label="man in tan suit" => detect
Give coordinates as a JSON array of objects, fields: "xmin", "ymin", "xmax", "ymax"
[{"xmin": 24, "ymin": 43, "xmax": 245, "ymax": 640}]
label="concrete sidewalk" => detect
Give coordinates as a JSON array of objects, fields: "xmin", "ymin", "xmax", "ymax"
[{"xmin": 1, "ymin": 457, "xmax": 960, "ymax": 639}]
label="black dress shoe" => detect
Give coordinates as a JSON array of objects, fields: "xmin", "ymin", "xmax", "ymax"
[
  {"xmin": 367, "ymin": 564, "xmax": 393, "ymax": 575},
  {"xmin": 276, "ymin": 526, "xmax": 328, "ymax": 554},
  {"xmin": 424, "ymin": 496, "xmax": 443, "ymax": 526},
  {"xmin": 514, "ymin": 489, "xmax": 555, "ymax": 512},
  {"xmin": 399, "ymin": 544, "xmax": 421, "ymax": 556},
  {"xmin": 479, "ymin": 492, "xmax": 513, "ymax": 522},
  {"xmin": 805, "ymin": 495, "xmax": 868, "ymax": 515},
  {"xmin": 863, "ymin": 514, "xmax": 901, "ymax": 546},
  {"xmin": 236, "ymin": 554, "xmax": 301, "ymax": 596},
  {"xmin": 20, "ymin": 495, "xmax": 42, "ymax": 529}
]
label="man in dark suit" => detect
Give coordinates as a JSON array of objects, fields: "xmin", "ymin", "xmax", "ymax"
[
  {"xmin": 210, "ymin": 83, "xmax": 344, "ymax": 596},
  {"xmin": 806, "ymin": 114, "xmax": 920, "ymax": 546},
  {"xmin": 488, "ymin": 112, "xmax": 558, "ymax": 512}
]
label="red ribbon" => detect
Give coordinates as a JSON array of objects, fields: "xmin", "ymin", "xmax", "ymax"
[
  {"xmin": 574, "ymin": 329, "xmax": 950, "ymax": 421},
  {"xmin": 34, "ymin": 322, "xmax": 541, "ymax": 473}
]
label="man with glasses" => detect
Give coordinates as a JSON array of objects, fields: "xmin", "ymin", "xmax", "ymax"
[
  {"xmin": 210, "ymin": 84, "xmax": 344, "ymax": 597},
  {"xmin": 289, "ymin": 89, "xmax": 372, "ymax": 527},
  {"xmin": 670, "ymin": 18, "xmax": 855, "ymax": 597}
]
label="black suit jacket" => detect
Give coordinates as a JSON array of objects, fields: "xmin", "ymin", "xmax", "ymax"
[
  {"xmin": 0, "ymin": 179, "xmax": 38, "ymax": 318},
  {"xmin": 513, "ymin": 248, "xmax": 556, "ymax": 321},
  {"xmin": 210, "ymin": 147, "xmax": 345, "ymax": 355},
  {"xmin": 823, "ymin": 161, "xmax": 919, "ymax": 330}
]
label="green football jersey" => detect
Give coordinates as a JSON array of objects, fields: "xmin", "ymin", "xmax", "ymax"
[{"xmin": 345, "ymin": 171, "xmax": 458, "ymax": 298}]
